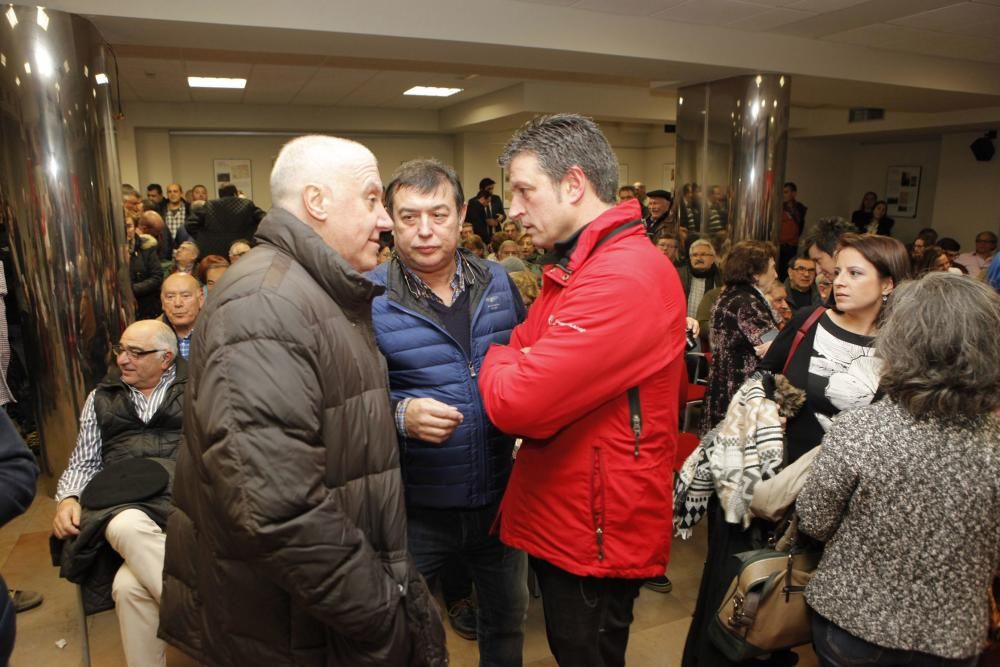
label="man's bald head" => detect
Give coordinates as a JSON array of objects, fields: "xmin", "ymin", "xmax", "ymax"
[
  {"xmin": 139, "ymin": 211, "xmax": 164, "ymax": 236},
  {"xmin": 124, "ymin": 319, "xmax": 178, "ymax": 359},
  {"xmin": 116, "ymin": 319, "xmax": 178, "ymax": 391},
  {"xmin": 270, "ymin": 135, "xmax": 373, "ymax": 214},
  {"xmin": 162, "ymin": 272, "xmax": 200, "ymax": 294},
  {"xmin": 267, "ymin": 135, "xmax": 393, "ymax": 271}
]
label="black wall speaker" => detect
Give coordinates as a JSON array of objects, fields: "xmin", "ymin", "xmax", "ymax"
[{"xmin": 970, "ymin": 131, "xmax": 997, "ymax": 162}]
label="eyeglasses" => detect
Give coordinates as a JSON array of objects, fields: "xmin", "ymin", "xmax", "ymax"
[
  {"xmin": 112, "ymin": 344, "xmax": 165, "ymax": 360},
  {"xmin": 790, "ymin": 266, "xmax": 816, "ymax": 273}
]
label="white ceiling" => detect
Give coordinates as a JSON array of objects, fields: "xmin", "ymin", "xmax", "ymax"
[
  {"xmin": 116, "ymin": 55, "xmax": 520, "ymax": 109},
  {"xmin": 515, "ymin": 0, "xmax": 1000, "ymax": 63},
  {"xmin": 55, "ymin": 0, "xmax": 1000, "ymax": 130}
]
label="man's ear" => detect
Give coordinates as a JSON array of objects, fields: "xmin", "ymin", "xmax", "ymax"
[
  {"xmin": 562, "ymin": 166, "xmax": 587, "ymax": 205},
  {"xmin": 302, "ymin": 184, "xmax": 328, "ymax": 222},
  {"xmin": 160, "ymin": 350, "xmax": 175, "ymax": 370}
]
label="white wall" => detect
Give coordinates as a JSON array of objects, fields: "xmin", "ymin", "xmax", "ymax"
[
  {"xmin": 787, "ymin": 136, "xmax": 943, "ymax": 243},
  {"xmin": 850, "ymin": 138, "xmax": 941, "ymax": 242},
  {"xmin": 931, "ymin": 131, "xmax": 1000, "ymax": 249},
  {"xmin": 133, "ymin": 130, "xmax": 455, "ymax": 209}
]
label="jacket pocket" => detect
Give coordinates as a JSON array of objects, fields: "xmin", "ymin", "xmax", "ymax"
[{"xmin": 591, "ymin": 447, "xmax": 607, "ymax": 562}]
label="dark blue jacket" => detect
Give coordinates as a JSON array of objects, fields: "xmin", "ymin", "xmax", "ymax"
[{"xmin": 369, "ymin": 253, "xmax": 522, "ymax": 509}]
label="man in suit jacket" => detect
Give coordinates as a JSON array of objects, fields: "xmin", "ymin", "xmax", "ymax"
[{"xmin": 465, "ymin": 177, "xmax": 506, "ymax": 243}]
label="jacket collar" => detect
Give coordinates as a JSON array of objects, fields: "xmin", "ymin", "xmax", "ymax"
[
  {"xmin": 254, "ymin": 207, "xmax": 384, "ymax": 317},
  {"xmin": 540, "ymin": 199, "xmax": 643, "ymax": 287}
]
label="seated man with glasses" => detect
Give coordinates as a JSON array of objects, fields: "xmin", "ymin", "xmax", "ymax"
[
  {"xmin": 51, "ymin": 319, "xmax": 185, "ymax": 667},
  {"xmin": 159, "ymin": 272, "xmax": 203, "ymax": 360},
  {"xmin": 784, "ymin": 255, "xmax": 822, "ymax": 311}
]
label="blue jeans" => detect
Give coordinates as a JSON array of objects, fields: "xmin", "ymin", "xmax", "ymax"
[
  {"xmin": 812, "ymin": 611, "xmax": 978, "ymax": 667},
  {"xmin": 408, "ymin": 504, "xmax": 527, "ymax": 667}
]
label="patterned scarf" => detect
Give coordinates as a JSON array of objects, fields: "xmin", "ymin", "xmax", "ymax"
[{"xmin": 674, "ymin": 375, "xmax": 786, "ymax": 538}]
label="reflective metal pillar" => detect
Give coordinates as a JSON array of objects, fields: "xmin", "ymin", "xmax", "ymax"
[
  {"xmin": 0, "ymin": 5, "xmax": 131, "ymax": 491},
  {"xmin": 675, "ymin": 74, "xmax": 791, "ymax": 244}
]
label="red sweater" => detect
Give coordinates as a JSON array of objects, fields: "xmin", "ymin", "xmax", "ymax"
[{"xmin": 479, "ymin": 200, "xmax": 687, "ymax": 578}]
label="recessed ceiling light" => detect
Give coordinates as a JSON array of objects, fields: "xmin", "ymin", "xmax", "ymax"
[
  {"xmin": 36, "ymin": 7, "xmax": 48, "ymax": 31},
  {"xmin": 188, "ymin": 76, "xmax": 246, "ymax": 89},
  {"xmin": 5, "ymin": 6, "xmax": 17, "ymax": 28},
  {"xmin": 404, "ymin": 86, "xmax": 462, "ymax": 97},
  {"xmin": 95, "ymin": 73, "xmax": 109, "ymax": 85}
]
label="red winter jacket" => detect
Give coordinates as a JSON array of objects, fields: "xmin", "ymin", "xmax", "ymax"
[{"xmin": 478, "ymin": 200, "xmax": 687, "ymax": 579}]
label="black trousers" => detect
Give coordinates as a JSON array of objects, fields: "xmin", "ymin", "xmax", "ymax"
[{"xmin": 530, "ymin": 556, "xmax": 642, "ymax": 667}]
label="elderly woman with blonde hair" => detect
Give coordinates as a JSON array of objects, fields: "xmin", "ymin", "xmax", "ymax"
[{"xmin": 799, "ymin": 272, "xmax": 1000, "ymax": 666}]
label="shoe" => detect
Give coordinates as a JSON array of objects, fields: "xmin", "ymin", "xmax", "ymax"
[
  {"xmin": 446, "ymin": 597, "xmax": 478, "ymax": 641},
  {"xmin": 9, "ymin": 589, "xmax": 42, "ymax": 613},
  {"xmin": 643, "ymin": 576, "xmax": 673, "ymax": 594}
]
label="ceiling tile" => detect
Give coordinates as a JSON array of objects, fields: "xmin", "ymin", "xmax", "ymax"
[
  {"xmin": 292, "ymin": 68, "xmax": 377, "ymax": 105},
  {"xmin": 725, "ymin": 6, "xmax": 815, "ymax": 30},
  {"xmin": 785, "ymin": 0, "xmax": 868, "ymax": 10},
  {"xmin": 573, "ymin": 0, "xmax": 686, "ymax": 16},
  {"xmin": 188, "ymin": 88, "xmax": 245, "ymax": 103},
  {"xmin": 825, "ymin": 22, "xmax": 1000, "ymax": 63},
  {"xmin": 182, "ymin": 60, "xmax": 253, "ymax": 78},
  {"xmin": 241, "ymin": 63, "xmax": 315, "ymax": 105},
  {"xmin": 890, "ymin": 1, "xmax": 1000, "ymax": 38},
  {"xmin": 654, "ymin": 0, "xmax": 773, "ymax": 24}
]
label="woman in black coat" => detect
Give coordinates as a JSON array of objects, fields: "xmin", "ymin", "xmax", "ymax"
[{"xmin": 126, "ymin": 217, "xmax": 163, "ymax": 319}]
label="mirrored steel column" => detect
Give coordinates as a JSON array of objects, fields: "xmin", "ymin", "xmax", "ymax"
[
  {"xmin": 675, "ymin": 74, "xmax": 791, "ymax": 245},
  {"xmin": 0, "ymin": 5, "xmax": 132, "ymax": 491}
]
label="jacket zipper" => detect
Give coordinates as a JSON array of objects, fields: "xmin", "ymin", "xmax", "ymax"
[
  {"xmin": 591, "ymin": 447, "xmax": 606, "ymax": 562},
  {"xmin": 627, "ymin": 386, "xmax": 642, "ymax": 458}
]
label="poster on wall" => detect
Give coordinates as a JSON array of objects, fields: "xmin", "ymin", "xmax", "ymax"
[
  {"xmin": 885, "ymin": 165, "xmax": 920, "ymax": 219},
  {"xmin": 213, "ymin": 159, "xmax": 252, "ymax": 199}
]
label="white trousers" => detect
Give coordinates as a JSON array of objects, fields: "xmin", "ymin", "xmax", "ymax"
[{"xmin": 105, "ymin": 508, "xmax": 167, "ymax": 667}]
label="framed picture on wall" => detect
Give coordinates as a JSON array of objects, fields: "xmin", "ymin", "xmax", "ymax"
[
  {"xmin": 885, "ymin": 165, "xmax": 920, "ymax": 219},
  {"xmin": 213, "ymin": 159, "xmax": 252, "ymax": 200}
]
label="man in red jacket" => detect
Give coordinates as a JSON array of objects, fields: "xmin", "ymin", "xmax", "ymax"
[{"xmin": 478, "ymin": 114, "xmax": 687, "ymax": 666}]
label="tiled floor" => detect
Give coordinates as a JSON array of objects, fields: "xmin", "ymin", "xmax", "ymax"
[{"xmin": 4, "ymin": 484, "xmax": 817, "ymax": 666}]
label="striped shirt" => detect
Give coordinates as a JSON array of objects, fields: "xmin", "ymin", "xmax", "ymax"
[{"xmin": 55, "ymin": 365, "xmax": 178, "ymax": 502}]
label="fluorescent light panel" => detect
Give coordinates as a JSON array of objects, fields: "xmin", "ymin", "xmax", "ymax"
[
  {"xmin": 187, "ymin": 76, "xmax": 246, "ymax": 89},
  {"xmin": 95, "ymin": 73, "xmax": 108, "ymax": 85},
  {"xmin": 404, "ymin": 86, "xmax": 462, "ymax": 97}
]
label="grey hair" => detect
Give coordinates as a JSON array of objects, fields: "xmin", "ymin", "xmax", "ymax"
[
  {"xmin": 799, "ymin": 216, "xmax": 855, "ymax": 256},
  {"xmin": 688, "ymin": 239, "xmax": 715, "ymax": 254},
  {"xmin": 498, "ymin": 114, "xmax": 619, "ymax": 204},
  {"xmin": 384, "ymin": 158, "xmax": 464, "ymax": 216},
  {"xmin": 877, "ymin": 273, "xmax": 1000, "ymax": 420}
]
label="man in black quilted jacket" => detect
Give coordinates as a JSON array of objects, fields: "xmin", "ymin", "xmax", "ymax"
[{"xmin": 183, "ymin": 184, "xmax": 265, "ymax": 259}]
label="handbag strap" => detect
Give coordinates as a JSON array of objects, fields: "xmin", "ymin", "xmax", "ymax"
[{"xmin": 781, "ymin": 307, "xmax": 826, "ymax": 376}]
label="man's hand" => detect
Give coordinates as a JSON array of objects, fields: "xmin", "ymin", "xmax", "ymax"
[
  {"xmin": 686, "ymin": 317, "xmax": 700, "ymax": 338},
  {"xmin": 404, "ymin": 398, "xmax": 463, "ymax": 444},
  {"xmin": 53, "ymin": 497, "xmax": 81, "ymax": 539}
]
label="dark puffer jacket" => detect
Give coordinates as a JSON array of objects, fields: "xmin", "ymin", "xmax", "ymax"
[{"xmin": 159, "ymin": 208, "xmax": 446, "ymax": 667}]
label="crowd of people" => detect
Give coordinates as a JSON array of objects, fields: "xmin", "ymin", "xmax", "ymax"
[{"xmin": 28, "ymin": 112, "xmax": 1000, "ymax": 667}]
